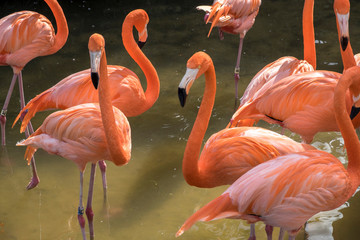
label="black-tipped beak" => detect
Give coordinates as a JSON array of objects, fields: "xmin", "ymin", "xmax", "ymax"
[
  {"xmin": 178, "ymin": 88, "xmax": 187, "ymax": 107},
  {"xmin": 350, "ymin": 106, "xmax": 360, "ymax": 120},
  {"xmin": 138, "ymin": 41, "xmax": 146, "ymax": 49},
  {"xmin": 91, "ymin": 72, "xmax": 99, "ymax": 89},
  {"xmin": 341, "ymin": 36, "xmax": 349, "ymax": 51}
]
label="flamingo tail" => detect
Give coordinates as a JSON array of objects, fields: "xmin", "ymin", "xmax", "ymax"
[
  {"xmin": 176, "ymin": 193, "xmax": 240, "ymax": 237},
  {"xmin": 13, "ymin": 90, "xmax": 55, "ymax": 133},
  {"xmin": 228, "ymin": 102, "xmax": 261, "ymax": 128}
]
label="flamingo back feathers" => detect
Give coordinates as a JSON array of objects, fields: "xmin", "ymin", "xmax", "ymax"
[{"xmin": 0, "ymin": 11, "xmax": 55, "ymax": 69}]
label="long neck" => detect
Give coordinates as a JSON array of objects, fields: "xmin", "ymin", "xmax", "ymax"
[
  {"xmin": 182, "ymin": 66, "xmax": 216, "ymax": 187},
  {"xmin": 303, "ymin": 0, "xmax": 316, "ymax": 69},
  {"xmin": 99, "ymin": 50, "xmax": 130, "ymax": 165},
  {"xmin": 334, "ymin": 71, "xmax": 360, "ymax": 195},
  {"xmin": 44, "ymin": 0, "xmax": 68, "ymax": 55},
  {"xmin": 122, "ymin": 19, "xmax": 159, "ymax": 114}
]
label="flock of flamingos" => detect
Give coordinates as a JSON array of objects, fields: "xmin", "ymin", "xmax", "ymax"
[{"xmin": 1, "ymin": 0, "xmax": 360, "ymax": 239}]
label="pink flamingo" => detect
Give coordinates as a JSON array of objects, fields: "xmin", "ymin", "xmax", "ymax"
[
  {"xmin": 239, "ymin": 0, "xmax": 316, "ymax": 126},
  {"xmin": 13, "ymin": 9, "xmax": 158, "ymax": 193},
  {"xmin": 176, "ymin": 65, "xmax": 360, "ymax": 240},
  {"xmin": 0, "ymin": 0, "xmax": 68, "ymax": 189},
  {"xmin": 178, "ymin": 51, "xmax": 315, "ymax": 239},
  {"xmin": 17, "ymin": 33, "xmax": 131, "ymax": 240},
  {"xmin": 196, "ymin": 0, "xmax": 261, "ymax": 102},
  {"xmin": 229, "ymin": 0, "xmax": 359, "ymax": 144}
]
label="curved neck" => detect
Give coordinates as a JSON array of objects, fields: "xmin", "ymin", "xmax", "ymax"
[
  {"xmin": 99, "ymin": 49, "xmax": 130, "ymax": 165},
  {"xmin": 303, "ymin": 0, "xmax": 316, "ymax": 69},
  {"xmin": 44, "ymin": 0, "xmax": 68, "ymax": 55},
  {"xmin": 182, "ymin": 65, "xmax": 216, "ymax": 187},
  {"xmin": 334, "ymin": 70, "xmax": 360, "ymax": 195},
  {"xmin": 122, "ymin": 17, "xmax": 159, "ymax": 114}
]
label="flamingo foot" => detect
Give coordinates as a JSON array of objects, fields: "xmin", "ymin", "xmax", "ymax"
[
  {"xmin": 78, "ymin": 207, "xmax": 87, "ymax": 240},
  {"xmin": 26, "ymin": 174, "xmax": 40, "ymax": 190},
  {"xmin": 98, "ymin": 161, "xmax": 107, "ymax": 200},
  {"xmin": 265, "ymin": 225, "xmax": 273, "ymax": 240}
]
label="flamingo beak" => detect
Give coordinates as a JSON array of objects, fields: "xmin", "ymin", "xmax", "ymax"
[
  {"xmin": 178, "ymin": 88, "xmax": 187, "ymax": 107},
  {"xmin": 89, "ymin": 50, "xmax": 102, "ymax": 89},
  {"xmin": 138, "ymin": 25, "xmax": 148, "ymax": 49},
  {"xmin": 336, "ymin": 13, "xmax": 350, "ymax": 51},
  {"xmin": 178, "ymin": 68, "xmax": 199, "ymax": 107},
  {"xmin": 350, "ymin": 106, "xmax": 360, "ymax": 120}
]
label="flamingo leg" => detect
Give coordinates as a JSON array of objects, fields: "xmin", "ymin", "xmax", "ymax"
[
  {"xmin": 248, "ymin": 223, "xmax": 256, "ymax": 240},
  {"xmin": 98, "ymin": 160, "xmax": 107, "ymax": 200},
  {"xmin": 0, "ymin": 74, "xmax": 18, "ymax": 146},
  {"xmin": 17, "ymin": 72, "xmax": 40, "ymax": 189},
  {"xmin": 234, "ymin": 37, "xmax": 244, "ymax": 109},
  {"xmin": 86, "ymin": 163, "xmax": 96, "ymax": 240},
  {"xmin": 265, "ymin": 225, "xmax": 273, "ymax": 240},
  {"xmin": 278, "ymin": 228, "xmax": 284, "ymax": 240},
  {"xmin": 78, "ymin": 171, "xmax": 87, "ymax": 240},
  {"xmin": 288, "ymin": 235, "xmax": 296, "ymax": 240}
]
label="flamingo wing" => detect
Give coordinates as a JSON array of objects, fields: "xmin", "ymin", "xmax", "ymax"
[
  {"xmin": 240, "ymin": 57, "xmax": 314, "ymax": 105},
  {"xmin": 197, "ymin": 127, "xmax": 315, "ymax": 186},
  {"xmin": 17, "ymin": 103, "xmax": 131, "ymax": 171},
  {"xmin": 0, "ymin": 11, "xmax": 54, "ymax": 69}
]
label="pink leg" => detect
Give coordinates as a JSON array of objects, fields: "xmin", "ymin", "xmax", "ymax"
[
  {"xmin": 234, "ymin": 37, "xmax": 244, "ymax": 109},
  {"xmin": 86, "ymin": 163, "xmax": 96, "ymax": 240},
  {"xmin": 248, "ymin": 223, "xmax": 256, "ymax": 240},
  {"xmin": 266, "ymin": 225, "xmax": 273, "ymax": 240},
  {"xmin": 278, "ymin": 228, "xmax": 284, "ymax": 240},
  {"xmin": 1, "ymin": 74, "xmax": 18, "ymax": 146},
  {"xmin": 98, "ymin": 160, "xmax": 107, "ymax": 200},
  {"xmin": 17, "ymin": 72, "xmax": 40, "ymax": 189},
  {"xmin": 78, "ymin": 171, "xmax": 87, "ymax": 240}
]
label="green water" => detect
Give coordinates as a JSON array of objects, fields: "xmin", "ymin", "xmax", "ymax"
[{"xmin": 0, "ymin": 0, "xmax": 360, "ymax": 239}]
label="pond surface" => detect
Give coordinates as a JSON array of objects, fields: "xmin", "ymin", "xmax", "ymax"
[{"xmin": 1, "ymin": 0, "xmax": 360, "ymax": 239}]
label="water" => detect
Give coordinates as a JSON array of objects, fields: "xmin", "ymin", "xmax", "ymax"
[{"xmin": 0, "ymin": 0, "xmax": 360, "ymax": 239}]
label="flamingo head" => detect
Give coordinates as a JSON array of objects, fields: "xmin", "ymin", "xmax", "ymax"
[
  {"xmin": 88, "ymin": 33, "xmax": 105, "ymax": 89},
  {"xmin": 127, "ymin": 9, "xmax": 149, "ymax": 49},
  {"xmin": 178, "ymin": 52, "xmax": 213, "ymax": 107},
  {"xmin": 334, "ymin": 0, "xmax": 350, "ymax": 51}
]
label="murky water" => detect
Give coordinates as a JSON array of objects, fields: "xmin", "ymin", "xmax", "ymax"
[{"xmin": 1, "ymin": 0, "xmax": 360, "ymax": 239}]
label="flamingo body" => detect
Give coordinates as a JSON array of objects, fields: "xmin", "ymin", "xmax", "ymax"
[
  {"xmin": 17, "ymin": 103, "xmax": 131, "ymax": 171},
  {"xmin": 176, "ymin": 150, "xmax": 350, "ymax": 237},
  {"xmin": 198, "ymin": 0, "xmax": 261, "ymax": 37},
  {"xmin": 230, "ymin": 70, "xmax": 353, "ymax": 143},
  {"xmin": 192, "ymin": 127, "xmax": 314, "ymax": 187},
  {"xmin": 241, "ymin": 57, "xmax": 314, "ymax": 105}
]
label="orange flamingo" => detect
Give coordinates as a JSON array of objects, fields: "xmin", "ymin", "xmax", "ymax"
[
  {"xmin": 13, "ymin": 9, "xmax": 158, "ymax": 192},
  {"xmin": 176, "ymin": 65, "xmax": 360, "ymax": 240},
  {"xmin": 239, "ymin": 0, "xmax": 315, "ymax": 121},
  {"xmin": 196, "ymin": 0, "xmax": 261, "ymax": 102},
  {"xmin": 17, "ymin": 33, "xmax": 131, "ymax": 240},
  {"xmin": 178, "ymin": 51, "xmax": 315, "ymax": 239},
  {"xmin": 0, "ymin": 0, "xmax": 68, "ymax": 189},
  {"xmin": 229, "ymin": 0, "xmax": 358, "ymax": 144}
]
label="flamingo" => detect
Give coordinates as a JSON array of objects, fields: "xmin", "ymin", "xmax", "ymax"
[
  {"xmin": 196, "ymin": 0, "xmax": 261, "ymax": 103},
  {"xmin": 229, "ymin": 0, "xmax": 358, "ymax": 144},
  {"xmin": 13, "ymin": 9, "xmax": 158, "ymax": 193},
  {"xmin": 0, "ymin": 0, "xmax": 68, "ymax": 189},
  {"xmin": 178, "ymin": 51, "xmax": 315, "ymax": 239},
  {"xmin": 239, "ymin": 0, "xmax": 316, "ymax": 126},
  {"xmin": 176, "ymin": 65, "xmax": 360, "ymax": 240},
  {"xmin": 16, "ymin": 33, "xmax": 131, "ymax": 240}
]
